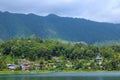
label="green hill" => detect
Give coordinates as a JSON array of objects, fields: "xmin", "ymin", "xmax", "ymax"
[{"xmin": 0, "ymin": 11, "xmax": 120, "ymax": 44}]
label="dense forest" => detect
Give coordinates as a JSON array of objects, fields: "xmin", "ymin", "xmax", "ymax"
[{"xmin": 1, "ymin": 36, "xmax": 120, "ymax": 71}]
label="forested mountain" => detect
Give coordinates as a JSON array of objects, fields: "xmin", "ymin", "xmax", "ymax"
[{"xmin": 0, "ymin": 11, "xmax": 120, "ymax": 44}]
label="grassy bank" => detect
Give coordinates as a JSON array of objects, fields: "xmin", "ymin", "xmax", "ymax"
[{"xmin": 0, "ymin": 70, "xmax": 108, "ymax": 74}]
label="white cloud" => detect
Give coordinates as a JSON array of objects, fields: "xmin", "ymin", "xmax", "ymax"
[{"xmin": 0, "ymin": 0, "xmax": 120, "ymax": 23}]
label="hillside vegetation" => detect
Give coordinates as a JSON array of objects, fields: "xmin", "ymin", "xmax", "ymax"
[
  {"xmin": 0, "ymin": 37, "xmax": 120, "ymax": 71},
  {"xmin": 1, "ymin": 11, "xmax": 120, "ymax": 44}
]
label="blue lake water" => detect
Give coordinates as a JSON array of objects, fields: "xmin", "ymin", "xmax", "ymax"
[{"xmin": 0, "ymin": 72, "xmax": 120, "ymax": 80}]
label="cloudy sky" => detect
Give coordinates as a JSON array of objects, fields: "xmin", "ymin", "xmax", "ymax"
[{"xmin": 0, "ymin": 0, "xmax": 120, "ymax": 23}]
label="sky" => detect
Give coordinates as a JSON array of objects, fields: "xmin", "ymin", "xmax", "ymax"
[{"xmin": 0, "ymin": 0, "xmax": 120, "ymax": 23}]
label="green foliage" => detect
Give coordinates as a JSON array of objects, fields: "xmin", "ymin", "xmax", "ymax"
[
  {"xmin": 0, "ymin": 55, "xmax": 7, "ymax": 70},
  {"xmin": 0, "ymin": 37, "xmax": 120, "ymax": 71}
]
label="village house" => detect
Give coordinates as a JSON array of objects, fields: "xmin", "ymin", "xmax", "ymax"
[
  {"xmin": 7, "ymin": 64, "xmax": 16, "ymax": 71},
  {"xmin": 18, "ymin": 59, "xmax": 32, "ymax": 71},
  {"xmin": 96, "ymin": 53, "xmax": 103, "ymax": 68}
]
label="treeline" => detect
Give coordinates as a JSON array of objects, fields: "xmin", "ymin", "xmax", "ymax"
[
  {"xmin": 1, "ymin": 36, "xmax": 120, "ymax": 71},
  {"xmin": 94, "ymin": 39, "xmax": 120, "ymax": 46}
]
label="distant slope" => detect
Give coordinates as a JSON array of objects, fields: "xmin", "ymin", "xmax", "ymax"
[{"xmin": 0, "ymin": 11, "xmax": 120, "ymax": 44}]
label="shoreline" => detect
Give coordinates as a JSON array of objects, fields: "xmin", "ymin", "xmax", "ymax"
[{"xmin": 0, "ymin": 70, "xmax": 120, "ymax": 74}]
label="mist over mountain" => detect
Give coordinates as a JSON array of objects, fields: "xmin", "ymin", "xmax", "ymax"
[{"xmin": 0, "ymin": 11, "xmax": 120, "ymax": 44}]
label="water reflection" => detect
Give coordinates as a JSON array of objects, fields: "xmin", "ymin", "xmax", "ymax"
[{"xmin": 0, "ymin": 72, "xmax": 120, "ymax": 80}]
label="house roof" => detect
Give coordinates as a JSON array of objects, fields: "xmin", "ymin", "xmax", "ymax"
[{"xmin": 96, "ymin": 55, "xmax": 102, "ymax": 60}]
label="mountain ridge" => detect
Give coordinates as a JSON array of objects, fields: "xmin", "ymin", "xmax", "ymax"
[{"xmin": 0, "ymin": 11, "xmax": 120, "ymax": 44}]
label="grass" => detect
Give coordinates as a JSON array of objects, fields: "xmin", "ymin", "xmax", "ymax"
[
  {"xmin": 0, "ymin": 69, "xmax": 108, "ymax": 74},
  {"xmin": 0, "ymin": 70, "xmax": 55, "ymax": 74},
  {"xmin": 0, "ymin": 71, "xmax": 30, "ymax": 74}
]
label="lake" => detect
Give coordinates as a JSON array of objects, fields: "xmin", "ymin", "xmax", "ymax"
[{"xmin": 0, "ymin": 72, "xmax": 120, "ymax": 80}]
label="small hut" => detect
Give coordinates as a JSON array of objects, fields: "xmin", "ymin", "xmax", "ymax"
[
  {"xmin": 7, "ymin": 64, "xmax": 16, "ymax": 71},
  {"xmin": 96, "ymin": 53, "xmax": 102, "ymax": 66},
  {"xmin": 18, "ymin": 59, "xmax": 32, "ymax": 70}
]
